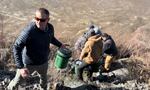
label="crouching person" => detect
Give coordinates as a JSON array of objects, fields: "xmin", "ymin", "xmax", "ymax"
[
  {"xmin": 76, "ymin": 34, "xmax": 103, "ymax": 81},
  {"xmin": 101, "ymin": 33, "xmax": 118, "ymax": 71},
  {"xmin": 74, "ymin": 24, "xmax": 102, "ymax": 58}
]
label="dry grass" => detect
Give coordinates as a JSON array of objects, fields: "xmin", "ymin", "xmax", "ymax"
[
  {"xmin": 0, "ymin": 25, "xmax": 150, "ymax": 84},
  {"xmin": 1, "ymin": 26, "xmax": 150, "ymax": 82},
  {"xmin": 113, "ymin": 25, "xmax": 150, "ymax": 83},
  {"xmin": 128, "ymin": 26, "xmax": 150, "ymax": 69},
  {"xmin": 126, "ymin": 58, "xmax": 150, "ymax": 83},
  {"xmin": 0, "ymin": 9, "xmax": 150, "ymax": 85}
]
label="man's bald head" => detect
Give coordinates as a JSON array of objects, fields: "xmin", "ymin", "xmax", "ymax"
[
  {"xmin": 35, "ymin": 8, "xmax": 50, "ymax": 30},
  {"xmin": 35, "ymin": 8, "xmax": 50, "ymax": 19}
]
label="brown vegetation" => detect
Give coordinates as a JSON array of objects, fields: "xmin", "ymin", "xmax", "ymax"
[{"xmin": 0, "ymin": 0, "xmax": 150, "ymax": 85}]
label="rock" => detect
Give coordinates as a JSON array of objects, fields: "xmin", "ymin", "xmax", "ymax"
[
  {"xmin": 125, "ymin": 80, "xmax": 149, "ymax": 90},
  {"xmin": 111, "ymin": 68, "xmax": 129, "ymax": 82}
]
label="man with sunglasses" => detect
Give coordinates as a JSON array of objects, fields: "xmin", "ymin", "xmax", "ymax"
[{"xmin": 7, "ymin": 8, "xmax": 65, "ymax": 90}]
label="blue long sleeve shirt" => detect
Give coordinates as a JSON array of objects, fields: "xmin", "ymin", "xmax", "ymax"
[{"xmin": 13, "ymin": 21, "xmax": 62, "ymax": 69}]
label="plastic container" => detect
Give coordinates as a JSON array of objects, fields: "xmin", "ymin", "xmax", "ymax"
[{"xmin": 54, "ymin": 48, "xmax": 72, "ymax": 69}]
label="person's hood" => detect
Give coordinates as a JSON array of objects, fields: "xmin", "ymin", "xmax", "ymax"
[{"xmin": 88, "ymin": 35, "xmax": 102, "ymax": 42}]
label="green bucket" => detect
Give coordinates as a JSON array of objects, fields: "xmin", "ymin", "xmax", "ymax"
[{"xmin": 54, "ymin": 47, "xmax": 72, "ymax": 69}]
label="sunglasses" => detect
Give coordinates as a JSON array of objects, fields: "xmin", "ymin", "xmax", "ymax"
[{"xmin": 35, "ymin": 17, "xmax": 47, "ymax": 22}]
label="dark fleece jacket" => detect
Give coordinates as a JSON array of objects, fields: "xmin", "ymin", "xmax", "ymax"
[
  {"xmin": 102, "ymin": 36, "xmax": 118, "ymax": 56},
  {"xmin": 13, "ymin": 21, "xmax": 62, "ymax": 69}
]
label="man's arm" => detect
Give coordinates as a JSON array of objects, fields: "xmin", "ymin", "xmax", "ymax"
[
  {"xmin": 51, "ymin": 37, "xmax": 62, "ymax": 48},
  {"xmin": 79, "ymin": 42, "xmax": 89, "ymax": 60},
  {"xmin": 13, "ymin": 28, "xmax": 30, "ymax": 69},
  {"xmin": 48, "ymin": 24, "xmax": 62, "ymax": 48}
]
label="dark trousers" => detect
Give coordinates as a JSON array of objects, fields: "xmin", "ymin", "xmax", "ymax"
[
  {"xmin": 7, "ymin": 62, "xmax": 48, "ymax": 90},
  {"xmin": 76, "ymin": 61, "xmax": 97, "ymax": 80}
]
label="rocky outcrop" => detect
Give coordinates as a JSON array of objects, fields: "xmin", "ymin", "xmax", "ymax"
[{"xmin": 61, "ymin": 58, "xmax": 149, "ymax": 90}]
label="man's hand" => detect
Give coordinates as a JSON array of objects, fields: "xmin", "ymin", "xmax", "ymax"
[
  {"xmin": 60, "ymin": 44, "xmax": 70, "ymax": 48},
  {"xmin": 19, "ymin": 68, "xmax": 29, "ymax": 78}
]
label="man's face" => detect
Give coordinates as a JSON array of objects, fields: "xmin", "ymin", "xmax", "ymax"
[{"xmin": 35, "ymin": 11, "xmax": 49, "ymax": 30}]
